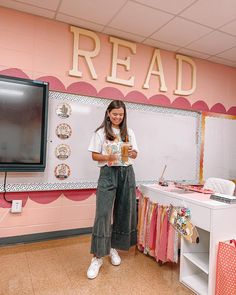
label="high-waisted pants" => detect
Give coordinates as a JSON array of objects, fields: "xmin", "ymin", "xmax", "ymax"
[{"xmin": 90, "ymin": 165, "xmax": 137, "ymax": 258}]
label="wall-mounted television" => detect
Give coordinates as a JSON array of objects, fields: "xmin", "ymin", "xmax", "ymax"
[{"xmin": 0, "ymin": 75, "xmax": 49, "ymax": 172}]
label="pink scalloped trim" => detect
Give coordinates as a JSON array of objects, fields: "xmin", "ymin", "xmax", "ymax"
[
  {"xmin": 228, "ymin": 106, "xmax": 236, "ymax": 115},
  {"xmin": 149, "ymin": 94, "xmax": 171, "ymax": 107},
  {"xmin": 0, "ymin": 189, "xmax": 96, "ymax": 207},
  {"xmin": 0, "ymin": 68, "xmax": 29, "ymax": 79},
  {"xmin": 0, "ymin": 192, "xmax": 28, "ymax": 208},
  {"xmin": 37, "ymin": 76, "xmax": 66, "ymax": 92},
  {"xmin": 28, "ymin": 190, "xmax": 61, "ymax": 204},
  {"xmin": 172, "ymin": 97, "xmax": 192, "ymax": 110},
  {"xmin": 125, "ymin": 90, "xmax": 146, "ymax": 104},
  {"xmin": 98, "ymin": 87, "xmax": 124, "ymax": 100},
  {"xmin": 61, "ymin": 189, "xmax": 95, "ymax": 201},
  {"xmin": 67, "ymin": 81, "xmax": 97, "ymax": 96},
  {"xmin": 192, "ymin": 100, "xmax": 209, "ymax": 112},
  {"xmin": 0, "ymin": 68, "xmax": 235, "ymax": 115},
  {"xmin": 210, "ymin": 103, "xmax": 226, "ymax": 114}
]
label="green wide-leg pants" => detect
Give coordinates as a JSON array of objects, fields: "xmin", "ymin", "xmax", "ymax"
[{"xmin": 90, "ymin": 165, "xmax": 137, "ymax": 257}]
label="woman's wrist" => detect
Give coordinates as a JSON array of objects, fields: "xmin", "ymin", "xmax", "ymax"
[{"xmin": 106, "ymin": 154, "xmax": 111, "ymax": 161}]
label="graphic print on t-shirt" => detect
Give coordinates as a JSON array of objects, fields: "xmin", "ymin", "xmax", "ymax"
[{"xmin": 104, "ymin": 135, "xmax": 130, "ymax": 166}]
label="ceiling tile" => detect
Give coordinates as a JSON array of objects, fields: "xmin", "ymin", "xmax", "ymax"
[
  {"xmin": 220, "ymin": 20, "xmax": 236, "ymax": 36},
  {"xmin": 143, "ymin": 38, "xmax": 180, "ymax": 51},
  {"xmin": 216, "ymin": 46, "xmax": 236, "ymax": 62},
  {"xmin": 181, "ymin": 0, "xmax": 236, "ymax": 28},
  {"xmin": 56, "ymin": 13, "xmax": 104, "ymax": 32},
  {"xmin": 59, "ymin": 0, "xmax": 127, "ymax": 25},
  {"xmin": 150, "ymin": 17, "xmax": 212, "ymax": 47},
  {"xmin": 12, "ymin": 0, "xmax": 60, "ymax": 10},
  {"xmin": 109, "ymin": 1, "xmax": 173, "ymax": 36},
  {"xmin": 207, "ymin": 56, "xmax": 236, "ymax": 67},
  {"xmin": 187, "ymin": 31, "xmax": 236, "ymax": 55},
  {"xmin": 134, "ymin": 0, "xmax": 196, "ymax": 15},
  {"xmin": 0, "ymin": 0, "xmax": 55, "ymax": 18},
  {"xmin": 177, "ymin": 48, "xmax": 211, "ymax": 59},
  {"xmin": 102, "ymin": 27, "xmax": 145, "ymax": 43}
]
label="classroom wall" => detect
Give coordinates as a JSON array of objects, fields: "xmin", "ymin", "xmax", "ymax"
[
  {"xmin": 0, "ymin": 7, "xmax": 236, "ymax": 112},
  {"xmin": 0, "ymin": 7, "xmax": 235, "ymax": 239},
  {"xmin": 0, "ymin": 191, "xmax": 96, "ymax": 237}
]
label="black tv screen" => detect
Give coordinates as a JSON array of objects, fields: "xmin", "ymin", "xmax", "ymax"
[{"xmin": 0, "ymin": 75, "xmax": 49, "ymax": 172}]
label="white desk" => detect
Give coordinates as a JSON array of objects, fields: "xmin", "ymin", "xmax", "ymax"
[{"xmin": 139, "ymin": 184, "xmax": 236, "ymax": 295}]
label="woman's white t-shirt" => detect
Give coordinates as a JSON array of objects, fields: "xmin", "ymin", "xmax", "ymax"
[{"xmin": 88, "ymin": 127, "xmax": 138, "ymax": 167}]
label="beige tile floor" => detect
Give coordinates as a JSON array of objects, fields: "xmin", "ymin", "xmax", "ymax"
[{"xmin": 0, "ymin": 234, "xmax": 193, "ymax": 295}]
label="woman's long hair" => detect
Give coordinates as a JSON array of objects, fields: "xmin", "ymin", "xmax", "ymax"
[{"xmin": 96, "ymin": 100, "xmax": 128, "ymax": 142}]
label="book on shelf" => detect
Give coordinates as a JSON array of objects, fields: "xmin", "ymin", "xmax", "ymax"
[{"xmin": 210, "ymin": 193, "xmax": 236, "ymax": 204}]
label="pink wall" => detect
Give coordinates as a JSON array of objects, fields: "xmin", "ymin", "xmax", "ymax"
[
  {"xmin": 0, "ymin": 7, "xmax": 235, "ymax": 113},
  {"xmin": 0, "ymin": 7, "xmax": 236, "ymax": 238},
  {"xmin": 0, "ymin": 193, "xmax": 96, "ymax": 237}
]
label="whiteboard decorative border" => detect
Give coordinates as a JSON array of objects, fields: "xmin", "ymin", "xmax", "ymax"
[
  {"xmin": 4, "ymin": 180, "xmax": 165, "ymax": 192},
  {"xmin": 5, "ymin": 181, "xmax": 98, "ymax": 192},
  {"xmin": 50, "ymin": 91, "xmax": 199, "ymax": 118}
]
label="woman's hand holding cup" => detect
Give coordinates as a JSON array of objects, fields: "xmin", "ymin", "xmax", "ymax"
[
  {"xmin": 121, "ymin": 143, "xmax": 136, "ymax": 160},
  {"xmin": 128, "ymin": 145, "xmax": 137, "ymax": 159}
]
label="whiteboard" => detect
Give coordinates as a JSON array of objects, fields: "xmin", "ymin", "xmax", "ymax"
[
  {"xmin": 203, "ymin": 116, "xmax": 236, "ymax": 180},
  {"xmin": 0, "ymin": 92, "xmax": 201, "ymax": 192}
]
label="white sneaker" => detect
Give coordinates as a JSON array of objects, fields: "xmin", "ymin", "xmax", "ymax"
[
  {"xmin": 110, "ymin": 248, "xmax": 121, "ymax": 266},
  {"xmin": 87, "ymin": 257, "xmax": 103, "ymax": 279}
]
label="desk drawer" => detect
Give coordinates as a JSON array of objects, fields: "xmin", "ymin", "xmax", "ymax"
[{"xmin": 186, "ymin": 202, "xmax": 211, "ymax": 231}]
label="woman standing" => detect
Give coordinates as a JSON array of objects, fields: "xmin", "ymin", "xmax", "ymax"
[{"xmin": 87, "ymin": 100, "xmax": 138, "ymax": 279}]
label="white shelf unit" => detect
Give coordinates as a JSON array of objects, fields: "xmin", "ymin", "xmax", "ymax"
[
  {"xmin": 182, "ymin": 272, "xmax": 208, "ymax": 295},
  {"xmin": 183, "ymin": 253, "xmax": 209, "ymax": 274},
  {"xmin": 139, "ymin": 184, "xmax": 236, "ymax": 295},
  {"xmin": 180, "ymin": 227, "xmax": 210, "ymax": 295}
]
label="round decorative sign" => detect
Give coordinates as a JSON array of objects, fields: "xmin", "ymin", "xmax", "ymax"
[
  {"xmin": 54, "ymin": 164, "xmax": 71, "ymax": 180},
  {"xmin": 55, "ymin": 123, "xmax": 72, "ymax": 139},
  {"xmin": 55, "ymin": 144, "xmax": 71, "ymax": 160},
  {"xmin": 56, "ymin": 102, "xmax": 72, "ymax": 119}
]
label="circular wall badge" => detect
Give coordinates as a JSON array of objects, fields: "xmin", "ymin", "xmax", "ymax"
[
  {"xmin": 56, "ymin": 123, "xmax": 72, "ymax": 139},
  {"xmin": 56, "ymin": 102, "xmax": 72, "ymax": 119},
  {"xmin": 54, "ymin": 164, "xmax": 71, "ymax": 180},
  {"xmin": 55, "ymin": 144, "xmax": 71, "ymax": 160}
]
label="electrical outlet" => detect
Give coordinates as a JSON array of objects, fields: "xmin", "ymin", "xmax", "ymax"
[{"xmin": 11, "ymin": 200, "xmax": 22, "ymax": 213}]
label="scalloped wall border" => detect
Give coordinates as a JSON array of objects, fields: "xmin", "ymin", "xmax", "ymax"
[
  {"xmin": 0, "ymin": 68, "xmax": 235, "ymax": 115},
  {"xmin": 0, "ymin": 189, "xmax": 96, "ymax": 207}
]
